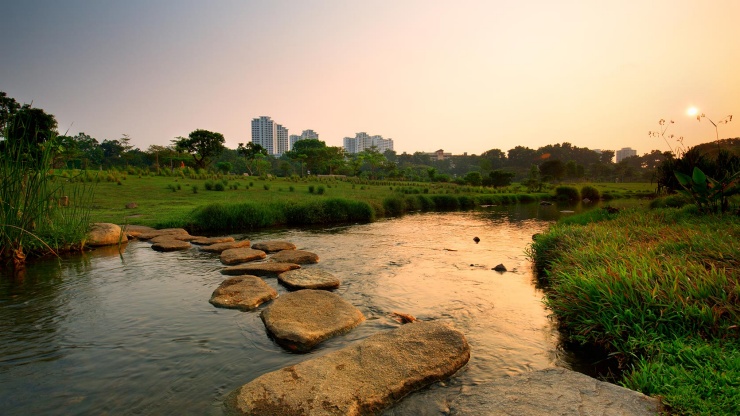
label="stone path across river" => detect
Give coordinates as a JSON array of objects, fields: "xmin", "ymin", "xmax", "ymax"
[{"xmin": 98, "ymin": 225, "xmax": 662, "ymax": 415}]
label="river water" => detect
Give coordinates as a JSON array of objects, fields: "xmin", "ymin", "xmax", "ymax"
[{"xmin": 1, "ymin": 204, "xmax": 589, "ymax": 415}]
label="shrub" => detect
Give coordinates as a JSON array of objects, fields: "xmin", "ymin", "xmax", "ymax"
[
  {"xmin": 192, "ymin": 185, "xmax": 198, "ymax": 194},
  {"xmin": 317, "ymin": 185, "xmax": 325, "ymax": 195},
  {"xmin": 214, "ymin": 182, "xmax": 225, "ymax": 191},
  {"xmin": 308, "ymin": 185, "xmax": 315, "ymax": 193},
  {"xmin": 580, "ymin": 185, "xmax": 600, "ymax": 201},
  {"xmin": 204, "ymin": 180, "xmax": 214, "ymax": 191},
  {"xmin": 382, "ymin": 196, "xmax": 405, "ymax": 217},
  {"xmin": 554, "ymin": 186, "xmax": 580, "ymax": 201},
  {"xmin": 263, "ymin": 184, "xmax": 270, "ymax": 191}
]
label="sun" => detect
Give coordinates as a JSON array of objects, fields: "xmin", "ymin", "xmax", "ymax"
[{"xmin": 687, "ymin": 106, "xmax": 699, "ymax": 117}]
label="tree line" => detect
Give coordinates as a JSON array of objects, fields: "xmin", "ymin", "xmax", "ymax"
[{"xmin": 1, "ymin": 91, "xmax": 678, "ymax": 186}]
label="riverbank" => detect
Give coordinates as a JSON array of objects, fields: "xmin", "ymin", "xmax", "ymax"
[{"xmin": 529, "ymin": 206, "xmax": 740, "ymax": 415}]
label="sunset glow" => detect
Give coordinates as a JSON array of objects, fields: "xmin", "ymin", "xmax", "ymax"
[{"xmin": 2, "ymin": 1, "xmax": 739, "ymax": 155}]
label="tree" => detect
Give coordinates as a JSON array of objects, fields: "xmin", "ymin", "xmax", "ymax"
[
  {"xmin": 237, "ymin": 142, "xmax": 268, "ymax": 176},
  {"xmin": 147, "ymin": 144, "xmax": 174, "ymax": 170},
  {"xmin": 0, "ymin": 91, "xmax": 21, "ymax": 131},
  {"xmin": 524, "ymin": 165, "xmax": 542, "ymax": 192},
  {"xmin": 487, "ymin": 170, "xmax": 516, "ymax": 188},
  {"xmin": 215, "ymin": 161, "xmax": 232, "ymax": 174},
  {"xmin": 285, "ymin": 139, "xmax": 333, "ymax": 175},
  {"xmin": 464, "ymin": 171, "xmax": 482, "ymax": 186},
  {"xmin": 599, "ymin": 150, "xmax": 615, "ymax": 164},
  {"xmin": 173, "ymin": 129, "xmax": 225, "ymax": 170},
  {"xmin": 2, "ymin": 104, "xmax": 59, "ymax": 167},
  {"xmin": 100, "ymin": 139, "xmax": 125, "ymax": 167},
  {"xmin": 539, "ymin": 159, "xmax": 566, "ymax": 182}
]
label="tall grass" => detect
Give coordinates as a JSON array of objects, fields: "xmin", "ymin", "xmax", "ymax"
[
  {"xmin": 528, "ymin": 207, "xmax": 740, "ymax": 414},
  {"xmin": 0, "ymin": 123, "xmax": 94, "ymax": 264}
]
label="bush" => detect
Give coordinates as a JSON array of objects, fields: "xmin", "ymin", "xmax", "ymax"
[
  {"xmin": 554, "ymin": 186, "xmax": 580, "ymax": 201},
  {"xmin": 192, "ymin": 185, "xmax": 198, "ymax": 194},
  {"xmin": 382, "ymin": 196, "xmax": 405, "ymax": 217},
  {"xmin": 263, "ymin": 184, "xmax": 270, "ymax": 191},
  {"xmin": 214, "ymin": 182, "xmax": 225, "ymax": 191},
  {"xmin": 317, "ymin": 185, "xmax": 325, "ymax": 195},
  {"xmin": 308, "ymin": 185, "xmax": 315, "ymax": 193},
  {"xmin": 204, "ymin": 180, "xmax": 214, "ymax": 191},
  {"xmin": 580, "ymin": 185, "xmax": 600, "ymax": 201}
]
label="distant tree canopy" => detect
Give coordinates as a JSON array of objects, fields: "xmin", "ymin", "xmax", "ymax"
[{"xmin": 173, "ymin": 129, "xmax": 225, "ymax": 169}]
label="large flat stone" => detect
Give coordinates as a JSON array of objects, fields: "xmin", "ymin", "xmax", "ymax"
[
  {"xmin": 446, "ymin": 367, "xmax": 661, "ymax": 415},
  {"xmin": 86, "ymin": 223, "xmax": 128, "ymax": 247},
  {"xmin": 209, "ymin": 276, "xmax": 278, "ymax": 311},
  {"xmin": 192, "ymin": 236, "xmax": 235, "ymax": 245},
  {"xmin": 123, "ymin": 224, "xmax": 155, "ymax": 239},
  {"xmin": 224, "ymin": 321, "xmax": 470, "ymax": 415},
  {"xmin": 200, "ymin": 240, "xmax": 251, "ymax": 253},
  {"xmin": 260, "ymin": 289, "xmax": 364, "ymax": 351},
  {"xmin": 151, "ymin": 239, "xmax": 191, "ymax": 252},
  {"xmin": 220, "ymin": 248, "xmax": 267, "ymax": 265},
  {"xmin": 278, "ymin": 268, "xmax": 340, "ymax": 290},
  {"xmin": 137, "ymin": 228, "xmax": 190, "ymax": 240},
  {"xmin": 269, "ymin": 249, "xmax": 319, "ymax": 264},
  {"xmin": 222, "ymin": 262, "xmax": 300, "ymax": 277},
  {"xmin": 251, "ymin": 240, "xmax": 296, "ymax": 253}
]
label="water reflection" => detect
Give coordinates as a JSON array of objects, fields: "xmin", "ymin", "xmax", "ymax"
[{"xmin": 1, "ymin": 206, "xmax": 582, "ymax": 415}]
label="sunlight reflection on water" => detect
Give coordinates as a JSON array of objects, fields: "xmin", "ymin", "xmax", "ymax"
[{"xmin": 0, "ymin": 207, "xmax": 581, "ymax": 415}]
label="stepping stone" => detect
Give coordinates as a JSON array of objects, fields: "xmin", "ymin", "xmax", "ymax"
[
  {"xmin": 446, "ymin": 367, "xmax": 660, "ymax": 415},
  {"xmin": 209, "ymin": 276, "xmax": 277, "ymax": 311},
  {"xmin": 278, "ymin": 268, "xmax": 340, "ymax": 290},
  {"xmin": 260, "ymin": 289, "xmax": 364, "ymax": 352},
  {"xmin": 149, "ymin": 235, "xmax": 184, "ymax": 244},
  {"xmin": 269, "ymin": 249, "xmax": 319, "ymax": 264},
  {"xmin": 220, "ymin": 248, "xmax": 267, "ymax": 265},
  {"xmin": 251, "ymin": 240, "xmax": 296, "ymax": 253},
  {"xmin": 200, "ymin": 240, "xmax": 251, "ymax": 253},
  {"xmin": 191, "ymin": 236, "xmax": 235, "ymax": 245},
  {"xmin": 174, "ymin": 234, "xmax": 205, "ymax": 242},
  {"xmin": 137, "ymin": 228, "xmax": 190, "ymax": 240},
  {"xmin": 87, "ymin": 223, "xmax": 128, "ymax": 247},
  {"xmin": 151, "ymin": 239, "xmax": 191, "ymax": 252},
  {"xmin": 123, "ymin": 224, "xmax": 155, "ymax": 239},
  {"xmin": 223, "ymin": 321, "xmax": 470, "ymax": 415},
  {"xmin": 222, "ymin": 262, "xmax": 300, "ymax": 277}
]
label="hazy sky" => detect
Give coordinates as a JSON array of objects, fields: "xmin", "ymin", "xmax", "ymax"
[{"xmin": 2, "ymin": 0, "xmax": 739, "ymax": 156}]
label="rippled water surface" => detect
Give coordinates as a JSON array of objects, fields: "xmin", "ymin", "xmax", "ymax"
[{"xmin": 1, "ymin": 206, "xmax": 581, "ymax": 415}]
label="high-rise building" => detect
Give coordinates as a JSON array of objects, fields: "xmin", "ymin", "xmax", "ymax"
[
  {"xmin": 616, "ymin": 147, "xmax": 637, "ymax": 163},
  {"xmin": 276, "ymin": 124, "xmax": 289, "ymax": 156},
  {"xmin": 290, "ymin": 129, "xmax": 320, "ymax": 150},
  {"xmin": 251, "ymin": 116, "xmax": 277, "ymax": 155},
  {"xmin": 343, "ymin": 132, "xmax": 394, "ymax": 154}
]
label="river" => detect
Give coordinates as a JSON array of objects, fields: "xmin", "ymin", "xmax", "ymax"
[{"xmin": 0, "ymin": 204, "xmax": 592, "ymax": 415}]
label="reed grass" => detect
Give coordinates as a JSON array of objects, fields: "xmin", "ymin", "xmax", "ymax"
[
  {"xmin": 1, "ymin": 124, "xmax": 94, "ymax": 263},
  {"xmin": 529, "ymin": 207, "xmax": 740, "ymax": 414}
]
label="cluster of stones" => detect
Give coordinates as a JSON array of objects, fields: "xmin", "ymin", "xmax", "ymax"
[{"xmin": 85, "ymin": 223, "xmax": 659, "ymax": 415}]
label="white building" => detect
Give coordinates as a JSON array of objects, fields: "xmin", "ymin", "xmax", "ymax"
[
  {"xmin": 290, "ymin": 129, "xmax": 320, "ymax": 150},
  {"xmin": 276, "ymin": 124, "xmax": 289, "ymax": 156},
  {"xmin": 251, "ymin": 116, "xmax": 277, "ymax": 155},
  {"xmin": 343, "ymin": 132, "xmax": 394, "ymax": 154},
  {"xmin": 616, "ymin": 147, "xmax": 637, "ymax": 163}
]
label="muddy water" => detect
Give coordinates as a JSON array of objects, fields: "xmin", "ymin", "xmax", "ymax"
[{"xmin": 0, "ymin": 206, "xmax": 581, "ymax": 415}]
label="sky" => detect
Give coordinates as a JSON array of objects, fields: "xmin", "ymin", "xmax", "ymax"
[{"xmin": 2, "ymin": 0, "xmax": 739, "ymax": 157}]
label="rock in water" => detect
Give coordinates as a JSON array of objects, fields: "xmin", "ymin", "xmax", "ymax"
[
  {"xmin": 220, "ymin": 248, "xmax": 267, "ymax": 265},
  {"xmin": 278, "ymin": 268, "xmax": 340, "ymax": 290},
  {"xmin": 137, "ymin": 228, "xmax": 190, "ymax": 240},
  {"xmin": 86, "ymin": 223, "xmax": 127, "ymax": 247},
  {"xmin": 269, "ymin": 249, "xmax": 319, "ymax": 264},
  {"xmin": 151, "ymin": 239, "xmax": 191, "ymax": 252},
  {"xmin": 251, "ymin": 240, "xmax": 296, "ymax": 253},
  {"xmin": 209, "ymin": 276, "xmax": 277, "ymax": 311},
  {"xmin": 191, "ymin": 236, "xmax": 236, "ymax": 245},
  {"xmin": 260, "ymin": 289, "xmax": 364, "ymax": 351},
  {"xmin": 448, "ymin": 367, "xmax": 660, "ymax": 415},
  {"xmin": 200, "ymin": 240, "xmax": 251, "ymax": 253},
  {"xmin": 224, "ymin": 321, "xmax": 470, "ymax": 416},
  {"xmin": 222, "ymin": 262, "xmax": 300, "ymax": 277}
]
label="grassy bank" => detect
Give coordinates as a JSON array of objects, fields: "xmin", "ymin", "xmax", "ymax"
[
  {"xmin": 72, "ymin": 170, "xmax": 655, "ymax": 229},
  {"xmin": 529, "ymin": 207, "xmax": 740, "ymax": 415}
]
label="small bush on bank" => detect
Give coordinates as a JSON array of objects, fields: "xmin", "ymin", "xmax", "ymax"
[
  {"xmin": 580, "ymin": 185, "xmax": 600, "ymax": 201},
  {"xmin": 554, "ymin": 186, "xmax": 580, "ymax": 201}
]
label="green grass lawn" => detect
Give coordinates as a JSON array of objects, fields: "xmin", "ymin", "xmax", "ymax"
[{"xmin": 61, "ymin": 169, "xmax": 656, "ymax": 227}]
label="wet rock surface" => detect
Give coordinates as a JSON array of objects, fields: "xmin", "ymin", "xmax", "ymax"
[
  {"xmin": 224, "ymin": 321, "xmax": 470, "ymax": 415},
  {"xmin": 209, "ymin": 276, "xmax": 278, "ymax": 311},
  {"xmin": 137, "ymin": 228, "xmax": 190, "ymax": 240},
  {"xmin": 123, "ymin": 224, "xmax": 156, "ymax": 239},
  {"xmin": 220, "ymin": 248, "xmax": 267, "ymax": 265},
  {"xmin": 445, "ymin": 367, "xmax": 660, "ymax": 415},
  {"xmin": 87, "ymin": 223, "xmax": 127, "ymax": 247},
  {"xmin": 251, "ymin": 240, "xmax": 296, "ymax": 253},
  {"xmin": 151, "ymin": 239, "xmax": 191, "ymax": 252},
  {"xmin": 260, "ymin": 289, "xmax": 364, "ymax": 352},
  {"xmin": 222, "ymin": 262, "xmax": 300, "ymax": 277},
  {"xmin": 200, "ymin": 240, "xmax": 251, "ymax": 253},
  {"xmin": 191, "ymin": 236, "xmax": 235, "ymax": 245},
  {"xmin": 269, "ymin": 249, "xmax": 319, "ymax": 264},
  {"xmin": 278, "ymin": 268, "xmax": 340, "ymax": 290}
]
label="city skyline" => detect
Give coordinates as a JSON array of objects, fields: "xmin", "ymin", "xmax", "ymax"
[{"xmin": 2, "ymin": 1, "xmax": 739, "ymax": 157}]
